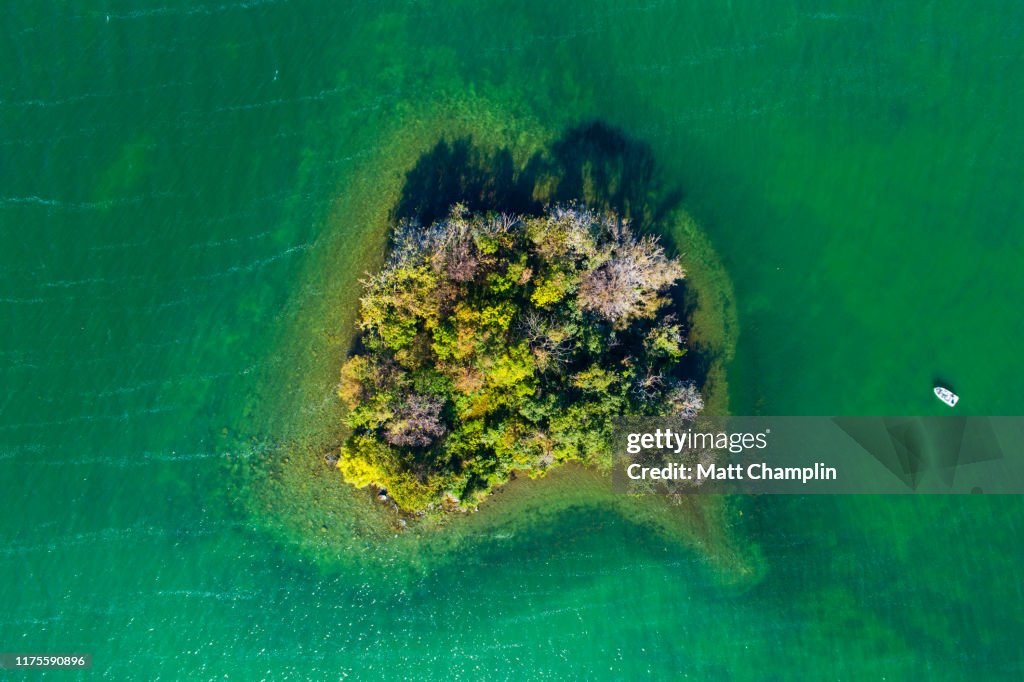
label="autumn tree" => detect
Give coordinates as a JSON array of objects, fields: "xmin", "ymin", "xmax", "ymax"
[{"xmin": 337, "ymin": 205, "xmax": 703, "ymax": 512}]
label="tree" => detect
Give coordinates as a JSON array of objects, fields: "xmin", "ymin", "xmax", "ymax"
[
  {"xmin": 336, "ymin": 204, "xmax": 700, "ymax": 512},
  {"xmin": 578, "ymin": 234, "xmax": 683, "ymax": 324},
  {"xmin": 384, "ymin": 394, "xmax": 447, "ymax": 447}
]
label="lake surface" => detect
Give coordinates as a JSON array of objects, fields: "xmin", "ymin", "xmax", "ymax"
[{"xmin": 2, "ymin": 1, "xmax": 1022, "ymax": 678}]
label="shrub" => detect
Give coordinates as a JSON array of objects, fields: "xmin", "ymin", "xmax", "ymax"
[{"xmin": 336, "ymin": 204, "xmax": 701, "ymax": 511}]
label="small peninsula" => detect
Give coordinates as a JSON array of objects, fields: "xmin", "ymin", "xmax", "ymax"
[{"xmin": 337, "ymin": 204, "xmax": 703, "ymax": 512}]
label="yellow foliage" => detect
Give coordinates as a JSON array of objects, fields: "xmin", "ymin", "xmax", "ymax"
[
  {"xmin": 459, "ymin": 390, "xmax": 494, "ymax": 419},
  {"xmin": 337, "ymin": 451, "xmax": 387, "ymax": 489},
  {"xmin": 485, "ymin": 344, "xmax": 533, "ymax": 388},
  {"xmin": 530, "ymin": 272, "xmax": 569, "ymax": 307},
  {"xmin": 571, "ymin": 365, "xmax": 616, "ymax": 392}
]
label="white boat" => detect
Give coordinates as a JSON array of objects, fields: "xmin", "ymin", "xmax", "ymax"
[{"xmin": 934, "ymin": 386, "xmax": 959, "ymax": 407}]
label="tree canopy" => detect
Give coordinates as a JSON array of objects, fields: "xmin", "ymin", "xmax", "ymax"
[{"xmin": 337, "ymin": 205, "xmax": 702, "ymax": 511}]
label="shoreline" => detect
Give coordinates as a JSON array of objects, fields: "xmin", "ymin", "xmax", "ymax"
[{"xmin": 228, "ymin": 88, "xmax": 760, "ymax": 586}]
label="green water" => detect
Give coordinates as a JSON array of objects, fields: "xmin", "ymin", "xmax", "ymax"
[{"xmin": 3, "ymin": 1, "xmax": 1023, "ymax": 679}]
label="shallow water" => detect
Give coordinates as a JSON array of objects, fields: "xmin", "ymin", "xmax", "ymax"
[{"xmin": 2, "ymin": 1, "xmax": 1023, "ymax": 678}]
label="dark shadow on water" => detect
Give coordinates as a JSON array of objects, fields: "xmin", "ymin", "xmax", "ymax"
[
  {"xmin": 673, "ymin": 281, "xmax": 714, "ymax": 389},
  {"xmin": 547, "ymin": 121, "xmax": 684, "ymax": 232},
  {"xmin": 394, "ymin": 140, "xmax": 543, "ymax": 226},
  {"xmin": 393, "ymin": 121, "xmax": 683, "ymax": 232},
  {"xmin": 392, "ymin": 121, "xmax": 713, "ymax": 387}
]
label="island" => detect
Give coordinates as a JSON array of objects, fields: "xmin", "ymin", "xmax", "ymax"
[{"xmin": 336, "ymin": 204, "xmax": 704, "ymax": 512}]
